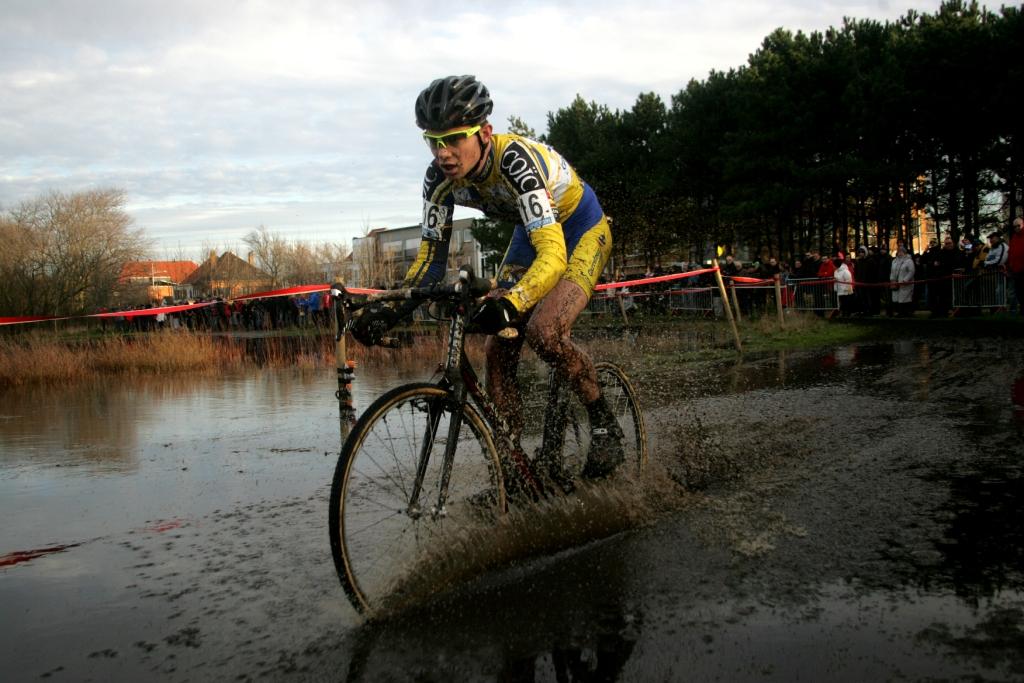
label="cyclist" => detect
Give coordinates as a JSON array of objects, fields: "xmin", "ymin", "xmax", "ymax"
[{"xmin": 352, "ymin": 74, "xmax": 623, "ymax": 478}]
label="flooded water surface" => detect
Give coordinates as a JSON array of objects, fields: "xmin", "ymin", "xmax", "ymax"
[{"xmin": 2, "ymin": 336, "xmax": 1023, "ymax": 681}]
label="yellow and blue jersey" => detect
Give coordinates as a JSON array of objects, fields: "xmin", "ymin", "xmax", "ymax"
[{"xmin": 403, "ymin": 133, "xmax": 606, "ymax": 313}]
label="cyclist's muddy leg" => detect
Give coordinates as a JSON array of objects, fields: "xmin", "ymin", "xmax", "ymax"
[
  {"xmin": 525, "ymin": 279, "xmax": 599, "ymax": 404},
  {"xmin": 484, "ymin": 330, "xmax": 527, "ymax": 438},
  {"xmin": 530, "ymin": 280, "xmax": 625, "ymax": 478}
]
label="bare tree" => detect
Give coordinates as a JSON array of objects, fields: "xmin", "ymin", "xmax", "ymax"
[
  {"xmin": 351, "ymin": 220, "xmax": 409, "ymax": 288},
  {"xmin": 316, "ymin": 241, "xmax": 351, "ymax": 283},
  {"xmin": 0, "ymin": 188, "xmax": 148, "ymax": 316},
  {"xmin": 242, "ymin": 225, "xmax": 289, "ymax": 287},
  {"xmin": 281, "ymin": 240, "xmax": 323, "ymax": 286}
]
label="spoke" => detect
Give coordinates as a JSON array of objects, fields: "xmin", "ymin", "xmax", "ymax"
[
  {"xmin": 376, "ymin": 409, "xmax": 412, "ymax": 499},
  {"xmin": 349, "ymin": 449, "xmax": 412, "ymax": 505},
  {"xmin": 356, "ymin": 521, "xmax": 431, "ymax": 585},
  {"xmin": 344, "ymin": 482, "xmax": 407, "ymax": 513},
  {"xmin": 347, "ymin": 509, "xmax": 407, "ymax": 537}
]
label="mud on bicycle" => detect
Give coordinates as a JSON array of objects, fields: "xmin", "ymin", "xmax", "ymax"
[{"xmin": 328, "ymin": 268, "xmax": 647, "ymax": 615}]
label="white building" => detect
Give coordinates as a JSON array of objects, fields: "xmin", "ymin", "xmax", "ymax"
[{"xmin": 348, "ymin": 218, "xmax": 494, "ymax": 288}]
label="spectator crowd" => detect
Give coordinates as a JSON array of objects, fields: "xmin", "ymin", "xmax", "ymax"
[
  {"xmin": 97, "ymin": 218, "xmax": 1024, "ymax": 331},
  {"xmin": 598, "ymin": 218, "xmax": 1024, "ymax": 319},
  {"xmin": 98, "ymin": 291, "xmax": 335, "ymax": 333}
]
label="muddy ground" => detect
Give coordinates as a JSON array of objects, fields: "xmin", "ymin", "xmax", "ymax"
[{"xmin": 3, "ymin": 335, "xmax": 1023, "ymax": 681}]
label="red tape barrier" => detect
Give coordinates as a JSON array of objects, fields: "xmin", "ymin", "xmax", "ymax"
[
  {"xmin": 1, "ymin": 271, "xmax": 719, "ymax": 326},
  {"xmin": 790, "ymin": 274, "xmax": 987, "ymax": 288},
  {"xmin": 4, "ymin": 268, "xmax": 1000, "ymax": 326},
  {"xmin": 594, "ymin": 266, "xmax": 719, "ymax": 291}
]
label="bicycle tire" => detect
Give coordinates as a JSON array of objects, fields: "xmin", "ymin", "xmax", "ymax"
[
  {"xmin": 593, "ymin": 361, "xmax": 648, "ymax": 475},
  {"xmin": 526, "ymin": 361, "xmax": 647, "ymax": 482},
  {"xmin": 328, "ymin": 382, "xmax": 505, "ymax": 615}
]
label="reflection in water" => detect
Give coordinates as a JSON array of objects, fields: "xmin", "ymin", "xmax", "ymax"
[
  {"xmin": 0, "ymin": 381, "xmax": 143, "ymax": 472},
  {"xmin": 0, "ymin": 371, "xmax": 403, "ymax": 473},
  {"xmin": 1013, "ymin": 374, "xmax": 1024, "ymax": 422},
  {"xmin": 342, "ymin": 532, "xmax": 643, "ymax": 682},
  {"xmin": 931, "ymin": 463, "xmax": 1024, "ymax": 602},
  {"xmin": 496, "ymin": 612, "xmax": 638, "ymax": 683},
  {"xmin": 0, "ymin": 368, "xmax": 412, "ymax": 553}
]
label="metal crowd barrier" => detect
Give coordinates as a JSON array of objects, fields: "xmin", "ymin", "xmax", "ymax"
[
  {"xmin": 668, "ymin": 287, "xmax": 715, "ymax": 314},
  {"xmin": 585, "ymin": 292, "xmax": 617, "ymax": 316},
  {"xmin": 729, "ymin": 282, "xmax": 784, "ymax": 316},
  {"xmin": 585, "ymin": 286, "xmax": 718, "ymax": 317},
  {"xmin": 789, "ymin": 278, "xmax": 838, "ymax": 313},
  {"xmin": 952, "ymin": 270, "xmax": 1008, "ymax": 311}
]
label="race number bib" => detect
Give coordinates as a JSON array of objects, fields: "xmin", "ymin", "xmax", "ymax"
[
  {"xmin": 421, "ymin": 202, "xmax": 448, "ymax": 241},
  {"xmin": 517, "ymin": 189, "xmax": 556, "ymax": 232}
]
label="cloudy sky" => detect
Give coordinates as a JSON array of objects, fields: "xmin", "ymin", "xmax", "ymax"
[{"xmin": 2, "ymin": 0, "xmax": 946, "ymax": 259}]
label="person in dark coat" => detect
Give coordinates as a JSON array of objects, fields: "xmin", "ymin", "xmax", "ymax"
[
  {"xmin": 930, "ymin": 234, "xmax": 959, "ymax": 317},
  {"xmin": 854, "ymin": 246, "xmax": 876, "ymax": 315}
]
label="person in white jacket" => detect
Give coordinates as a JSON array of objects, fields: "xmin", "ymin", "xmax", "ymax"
[
  {"xmin": 984, "ymin": 231, "xmax": 1009, "ymax": 306},
  {"xmin": 889, "ymin": 245, "xmax": 916, "ymax": 317},
  {"xmin": 833, "ymin": 258, "xmax": 855, "ymax": 316},
  {"xmin": 984, "ymin": 232, "xmax": 1008, "ymax": 269}
]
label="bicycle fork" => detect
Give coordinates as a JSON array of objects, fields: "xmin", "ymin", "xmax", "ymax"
[
  {"xmin": 404, "ymin": 389, "xmax": 465, "ymax": 520},
  {"xmin": 406, "ymin": 309, "xmax": 471, "ymax": 520}
]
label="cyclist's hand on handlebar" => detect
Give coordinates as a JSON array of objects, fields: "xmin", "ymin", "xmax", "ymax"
[
  {"xmin": 351, "ymin": 303, "xmax": 400, "ymax": 346},
  {"xmin": 470, "ymin": 297, "xmax": 518, "ymax": 335}
]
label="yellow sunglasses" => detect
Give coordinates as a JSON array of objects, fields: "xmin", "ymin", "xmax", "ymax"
[{"xmin": 422, "ymin": 125, "xmax": 482, "ymax": 149}]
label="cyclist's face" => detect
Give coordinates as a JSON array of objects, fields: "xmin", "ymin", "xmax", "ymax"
[{"xmin": 429, "ymin": 123, "xmax": 492, "ymax": 179}]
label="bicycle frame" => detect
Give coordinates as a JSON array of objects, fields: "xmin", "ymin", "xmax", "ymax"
[
  {"xmin": 352, "ymin": 270, "xmax": 550, "ymax": 517},
  {"xmin": 415, "ymin": 280, "xmax": 545, "ymax": 515}
]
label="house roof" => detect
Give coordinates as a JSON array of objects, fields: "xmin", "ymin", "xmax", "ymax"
[
  {"xmin": 120, "ymin": 260, "xmax": 199, "ymax": 283},
  {"xmin": 183, "ymin": 251, "xmax": 271, "ymax": 284}
]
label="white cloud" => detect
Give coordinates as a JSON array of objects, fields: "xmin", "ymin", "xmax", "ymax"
[{"xmin": 0, "ymin": 0, "xmax": 948, "ymax": 257}]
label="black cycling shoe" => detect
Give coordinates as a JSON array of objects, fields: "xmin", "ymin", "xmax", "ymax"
[{"xmin": 581, "ymin": 418, "xmax": 625, "ymax": 480}]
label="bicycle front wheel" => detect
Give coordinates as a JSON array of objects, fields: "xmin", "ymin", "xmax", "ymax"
[{"xmin": 328, "ymin": 383, "xmax": 505, "ymax": 615}]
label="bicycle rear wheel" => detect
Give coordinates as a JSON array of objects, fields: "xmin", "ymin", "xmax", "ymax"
[
  {"xmin": 594, "ymin": 361, "xmax": 647, "ymax": 475},
  {"xmin": 328, "ymin": 382, "xmax": 505, "ymax": 614},
  {"xmin": 526, "ymin": 361, "xmax": 647, "ymax": 482}
]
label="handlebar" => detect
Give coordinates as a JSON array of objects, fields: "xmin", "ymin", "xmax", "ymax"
[
  {"xmin": 364, "ymin": 273, "xmax": 495, "ymax": 306},
  {"xmin": 335, "ymin": 267, "xmax": 496, "ymax": 311},
  {"xmin": 334, "ymin": 267, "xmax": 517, "ymax": 342}
]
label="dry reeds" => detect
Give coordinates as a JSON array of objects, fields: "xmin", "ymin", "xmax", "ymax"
[
  {"xmin": 0, "ymin": 328, "xmax": 490, "ymax": 388},
  {"xmin": 0, "ymin": 332, "xmax": 246, "ymax": 387},
  {"xmin": 0, "ymin": 318, "xmax": 793, "ymax": 389}
]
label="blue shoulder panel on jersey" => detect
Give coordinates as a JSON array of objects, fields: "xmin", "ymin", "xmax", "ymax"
[
  {"xmin": 561, "ymin": 183, "xmax": 604, "ymax": 253},
  {"xmin": 532, "ymin": 148, "xmax": 548, "ymax": 177}
]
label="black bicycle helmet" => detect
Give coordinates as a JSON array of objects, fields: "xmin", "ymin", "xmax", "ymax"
[{"xmin": 415, "ymin": 75, "xmax": 493, "ymax": 130}]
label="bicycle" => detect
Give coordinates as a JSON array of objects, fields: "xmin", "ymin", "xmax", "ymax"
[{"xmin": 328, "ymin": 268, "xmax": 647, "ymax": 615}]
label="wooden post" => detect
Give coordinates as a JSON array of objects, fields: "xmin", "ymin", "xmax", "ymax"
[
  {"xmin": 774, "ymin": 274, "xmax": 785, "ymax": 329},
  {"xmin": 712, "ymin": 259, "xmax": 742, "ymax": 354},
  {"xmin": 617, "ymin": 290, "xmax": 630, "ymax": 326},
  {"xmin": 730, "ymin": 286, "xmax": 743, "ymax": 323}
]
